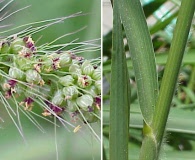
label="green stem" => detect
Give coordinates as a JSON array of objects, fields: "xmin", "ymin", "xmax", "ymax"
[
  {"xmin": 152, "ymin": 0, "xmax": 195, "ymax": 159},
  {"xmin": 109, "ymin": 0, "xmax": 130, "ymax": 159}
]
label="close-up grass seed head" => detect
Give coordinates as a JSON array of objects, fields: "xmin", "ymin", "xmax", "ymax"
[{"xmin": 0, "ymin": 0, "xmax": 101, "ymax": 160}]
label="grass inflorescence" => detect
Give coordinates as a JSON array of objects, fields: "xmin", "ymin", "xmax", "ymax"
[{"xmin": 0, "ymin": 1, "xmax": 101, "ymax": 144}]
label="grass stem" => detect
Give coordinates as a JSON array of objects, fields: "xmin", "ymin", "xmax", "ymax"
[{"xmin": 152, "ymin": 0, "xmax": 195, "ymax": 159}]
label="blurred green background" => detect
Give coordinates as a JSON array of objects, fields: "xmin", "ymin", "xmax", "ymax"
[{"xmin": 0, "ymin": 0, "xmax": 101, "ymax": 159}]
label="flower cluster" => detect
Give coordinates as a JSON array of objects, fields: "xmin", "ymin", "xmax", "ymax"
[{"xmin": 0, "ymin": 36, "xmax": 101, "ymax": 123}]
